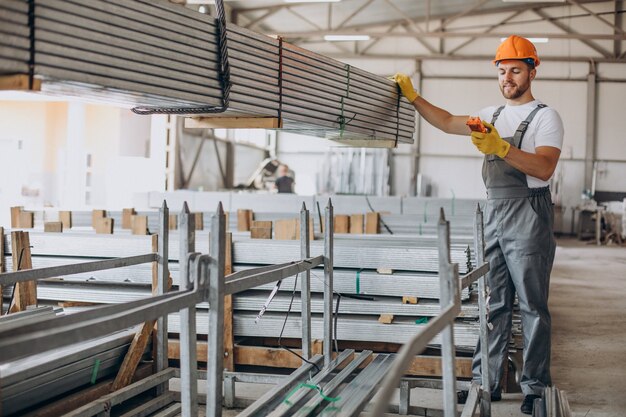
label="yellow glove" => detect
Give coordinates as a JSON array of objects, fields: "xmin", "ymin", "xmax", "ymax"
[
  {"xmin": 390, "ymin": 73, "xmax": 419, "ymax": 103},
  {"xmin": 471, "ymin": 121, "xmax": 511, "ymax": 158}
]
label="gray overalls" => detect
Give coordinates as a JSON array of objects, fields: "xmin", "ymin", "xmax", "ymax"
[{"xmin": 472, "ymin": 104, "xmax": 556, "ymax": 396}]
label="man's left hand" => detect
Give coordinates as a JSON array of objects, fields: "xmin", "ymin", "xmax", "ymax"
[{"xmin": 471, "ymin": 121, "xmax": 511, "ymax": 158}]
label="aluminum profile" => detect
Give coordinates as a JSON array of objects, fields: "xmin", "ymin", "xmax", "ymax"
[{"xmin": 0, "ymin": 0, "xmax": 415, "ymax": 145}]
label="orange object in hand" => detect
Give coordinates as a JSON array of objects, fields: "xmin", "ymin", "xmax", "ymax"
[{"xmin": 466, "ymin": 117, "xmax": 487, "ymax": 133}]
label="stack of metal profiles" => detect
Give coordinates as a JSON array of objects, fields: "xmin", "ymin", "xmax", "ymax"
[
  {"xmin": 0, "ymin": 0, "xmax": 415, "ymax": 145},
  {"xmin": 0, "ymin": 307, "xmax": 142, "ymax": 416},
  {"xmin": 2, "ymin": 228, "xmax": 480, "ymax": 348}
]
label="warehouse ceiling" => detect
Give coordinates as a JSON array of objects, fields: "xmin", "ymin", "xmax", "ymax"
[{"xmin": 211, "ymin": 0, "xmax": 626, "ymax": 62}]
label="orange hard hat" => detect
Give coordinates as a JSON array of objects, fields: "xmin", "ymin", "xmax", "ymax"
[{"xmin": 493, "ymin": 35, "xmax": 540, "ymax": 67}]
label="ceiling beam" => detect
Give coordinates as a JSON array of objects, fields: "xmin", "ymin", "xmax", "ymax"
[
  {"xmin": 567, "ymin": 0, "xmax": 625, "ymax": 34},
  {"xmin": 447, "ymin": 10, "xmax": 525, "ymax": 56},
  {"xmin": 615, "ymin": 0, "xmax": 624, "ymax": 57},
  {"xmin": 358, "ymin": 23, "xmax": 401, "ymax": 56},
  {"xmin": 532, "ymin": 7, "xmax": 613, "ymax": 57},
  {"xmin": 287, "ymin": 6, "xmax": 324, "ymax": 30},
  {"xmin": 334, "ymin": 0, "xmax": 375, "ymax": 30},
  {"xmin": 433, "ymin": 0, "xmax": 490, "ymax": 32},
  {"xmin": 243, "ymin": 6, "xmax": 282, "ymax": 30}
]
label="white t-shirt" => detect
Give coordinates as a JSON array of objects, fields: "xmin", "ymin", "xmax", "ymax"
[{"xmin": 478, "ymin": 99, "xmax": 564, "ymax": 188}]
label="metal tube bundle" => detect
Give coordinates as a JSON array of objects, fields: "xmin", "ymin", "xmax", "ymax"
[{"xmin": 0, "ymin": 0, "xmax": 415, "ymax": 146}]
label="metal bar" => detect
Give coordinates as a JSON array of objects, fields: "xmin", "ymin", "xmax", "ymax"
[
  {"xmin": 156, "ymin": 201, "xmax": 169, "ymax": 396},
  {"xmin": 0, "ymin": 289, "xmax": 202, "ymax": 364},
  {"xmin": 459, "ymin": 262, "xmax": 489, "ymax": 289},
  {"xmin": 323, "ymin": 199, "xmax": 334, "ymax": 364},
  {"xmin": 224, "ymin": 256, "xmax": 324, "ymax": 295},
  {"xmin": 0, "ymin": 254, "xmax": 156, "ymax": 286},
  {"xmin": 399, "ymin": 379, "xmax": 410, "ymax": 415},
  {"xmin": 236, "ymin": 355, "xmax": 324, "ymax": 417},
  {"xmin": 460, "ymin": 381, "xmax": 481, "ymax": 417},
  {"xmin": 474, "ymin": 204, "xmax": 491, "ymax": 417},
  {"xmin": 437, "ymin": 211, "xmax": 458, "ymax": 417},
  {"xmin": 206, "ymin": 203, "xmax": 226, "ymax": 417},
  {"xmin": 63, "ymin": 368, "xmax": 175, "ymax": 417},
  {"xmin": 178, "ymin": 202, "xmax": 198, "ymax": 417},
  {"xmin": 300, "ymin": 203, "xmax": 312, "ymax": 360}
]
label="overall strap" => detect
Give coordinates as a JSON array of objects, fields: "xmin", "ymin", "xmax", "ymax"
[
  {"xmin": 490, "ymin": 105, "xmax": 505, "ymax": 125},
  {"xmin": 513, "ymin": 103, "xmax": 548, "ymax": 148}
]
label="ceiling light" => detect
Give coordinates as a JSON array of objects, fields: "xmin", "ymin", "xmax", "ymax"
[
  {"xmin": 324, "ymin": 35, "xmax": 371, "ymax": 41},
  {"xmin": 500, "ymin": 37, "xmax": 549, "ymax": 43}
]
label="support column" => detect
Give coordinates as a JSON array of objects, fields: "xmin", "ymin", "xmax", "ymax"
[
  {"xmin": 156, "ymin": 201, "xmax": 169, "ymax": 395},
  {"xmin": 323, "ymin": 199, "xmax": 334, "ymax": 365},
  {"xmin": 300, "ymin": 203, "xmax": 312, "ymax": 360},
  {"xmin": 584, "ymin": 62, "xmax": 597, "ymax": 193},
  {"xmin": 409, "ymin": 60, "xmax": 423, "ymax": 196}
]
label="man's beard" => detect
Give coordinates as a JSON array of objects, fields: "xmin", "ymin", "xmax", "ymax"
[{"xmin": 500, "ymin": 76, "xmax": 530, "ymax": 99}]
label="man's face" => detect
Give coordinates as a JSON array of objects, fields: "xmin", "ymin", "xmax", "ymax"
[{"xmin": 498, "ymin": 60, "xmax": 536, "ymax": 100}]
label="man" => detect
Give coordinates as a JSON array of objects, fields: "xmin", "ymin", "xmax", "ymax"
[
  {"xmin": 393, "ymin": 35, "xmax": 563, "ymax": 415},
  {"xmin": 274, "ymin": 164, "xmax": 295, "ymax": 193}
]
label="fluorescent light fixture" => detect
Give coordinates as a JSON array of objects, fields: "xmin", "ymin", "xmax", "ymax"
[
  {"xmin": 324, "ymin": 35, "xmax": 371, "ymax": 41},
  {"xmin": 500, "ymin": 37, "xmax": 549, "ymax": 43}
]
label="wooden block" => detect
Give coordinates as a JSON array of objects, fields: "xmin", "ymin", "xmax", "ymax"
[
  {"xmin": 274, "ymin": 218, "xmax": 298, "ymax": 240},
  {"xmin": 111, "ymin": 320, "xmax": 156, "ymax": 391},
  {"xmin": 92, "ymin": 210, "xmax": 106, "ymax": 228},
  {"xmin": 121, "ymin": 208, "xmax": 136, "ymax": 229},
  {"xmin": 95, "ymin": 218, "xmax": 114, "ymax": 234},
  {"xmin": 58, "ymin": 301, "xmax": 95, "ymax": 308},
  {"xmin": 44, "ymin": 222, "xmax": 63, "ymax": 233},
  {"xmin": 9, "ymin": 231, "xmax": 36, "ymax": 313},
  {"xmin": 10, "ymin": 206, "xmax": 22, "ymax": 228},
  {"xmin": 378, "ymin": 314, "xmax": 394, "ymax": 324},
  {"xmin": 251, "ymin": 220, "xmax": 272, "ymax": 229},
  {"xmin": 295, "ymin": 218, "xmax": 315, "ymax": 241},
  {"xmin": 334, "ymin": 215, "xmax": 350, "ymax": 234},
  {"xmin": 377, "ymin": 268, "xmax": 394, "ymax": 275},
  {"xmin": 365, "ymin": 212, "xmax": 380, "ymax": 234},
  {"xmin": 350, "ymin": 214, "xmax": 364, "ymax": 234},
  {"xmin": 402, "ymin": 296, "xmax": 419, "ymax": 304},
  {"xmin": 237, "ymin": 209, "xmax": 254, "ymax": 231},
  {"xmin": 0, "ymin": 74, "xmax": 42, "ymax": 91},
  {"xmin": 250, "ymin": 226, "xmax": 272, "ymax": 239},
  {"xmin": 131, "ymin": 215, "xmax": 149, "ymax": 235},
  {"xmin": 169, "ymin": 214, "xmax": 178, "ymax": 230},
  {"xmin": 194, "ymin": 212, "xmax": 204, "ymax": 230},
  {"xmin": 59, "ymin": 211, "xmax": 72, "ymax": 229},
  {"xmin": 186, "ymin": 116, "xmax": 282, "ymax": 129},
  {"xmin": 18, "ymin": 211, "xmax": 34, "ymax": 228}
]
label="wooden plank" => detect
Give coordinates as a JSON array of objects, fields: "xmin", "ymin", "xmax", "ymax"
[
  {"xmin": 9, "ymin": 231, "xmax": 36, "ymax": 313},
  {"xmin": 250, "ymin": 225, "xmax": 272, "ymax": 239},
  {"xmin": 20, "ymin": 364, "xmax": 152, "ymax": 417},
  {"xmin": 131, "ymin": 215, "xmax": 149, "ymax": 235},
  {"xmin": 18, "ymin": 211, "xmax": 34, "ymax": 228},
  {"xmin": 44, "ymin": 221, "xmax": 63, "ymax": 233},
  {"xmin": 59, "ymin": 211, "xmax": 72, "ymax": 229},
  {"xmin": 378, "ymin": 314, "xmax": 394, "ymax": 324},
  {"xmin": 365, "ymin": 212, "xmax": 380, "ymax": 234},
  {"xmin": 274, "ymin": 218, "xmax": 298, "ymax": 240},
  {"xmin": 237, "ymin": 209, "xmax": 253, "ymax": 232},
  {"xmin": 111, "ymin": 320, "xmax": 157, "ymax": 391},
  {"xmin": 169, "ymin": 214, "xmax": 178, "ymax": 230},
  {"xmin": 0, "ymin": 74, "xmax": 42, "ymax": 91},
  {"xmin": 377, "ymin": 268, "xmax": 393, "ymax": 275},
  {"xmin": 350, "ymin": 214, "xmax": 364, "ymax": 234},
  {"xmin": 95, "ymin": 218, "xmax": 114, "ymax": 234},
  {"xmin": 122, "ymin": 208, "xmax": 137, "ymax": 229},
  {"xmin": 58, "ymin": 301, "xmax": 96, "ymax": 308},
  {"xmin": 10, "ymin": 206, "xmax": 22, "ymax": 228},
  {"xmin": 334, "ymin": 215, "xmax": 350, "ymax": 234},
  {"xmin": 194, "ymin": 212, "xmax": 204, "ymax": 231},
  {"xmin": 224, "ymin": 233, "xmax": 234, "ymax": 371},
  {"xmin": 186, "ymin": 116, "xmax": 282, "ymax": 129},
  {"xmin": 92, "ymin": 210, "xmax": 107, "ymax": 228}
]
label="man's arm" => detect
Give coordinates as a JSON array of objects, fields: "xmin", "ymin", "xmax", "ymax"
[
  {"xmin": 412, "ymin": 96, "xmax": 472, "ymax": 136},
  {"xmin": 504, "ymin": 146, "xmax": 561, "ymax": 181},
  {"xmin": 392, "ymin": 73, "xmax": 471, "ymax": 136}
]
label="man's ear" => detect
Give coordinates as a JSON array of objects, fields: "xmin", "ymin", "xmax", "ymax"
[{"xmin": 530, "ymin": 68, "xmax": 537, "ymax": 81}]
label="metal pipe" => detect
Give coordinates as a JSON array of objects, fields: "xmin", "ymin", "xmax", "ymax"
[
  {"xmin": 299, "ymin": 203, "xmax": 312, "ymax": 360},
  {"xmin": 323, "ymin": 199, "xmax": 334, "ymax": 365}
]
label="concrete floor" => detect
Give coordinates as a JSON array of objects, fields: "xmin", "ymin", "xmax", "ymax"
[{"xmin": 180, "ymin": 238, "xmax": 626, "ymax": 417}]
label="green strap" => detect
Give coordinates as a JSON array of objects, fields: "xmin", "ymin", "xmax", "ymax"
[
  {"xmin": 356, "ymin": 270, "xmax": 361, "ymax": 294},
  {"xmin": 283, "ymin": 382, "xmax": 341, "ymax": 405},
  {"xmin": 415, "ymin": 317, "xmax": 429, "ymax": 324},
  {"xmin": 90, "ymin": 359, "xmax": 101, "ymax": 384}
]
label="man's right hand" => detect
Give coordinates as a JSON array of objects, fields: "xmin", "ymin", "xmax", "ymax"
[{"xmin": 391, "ymin": 73, "xmax": 419, "ymax": 103}]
